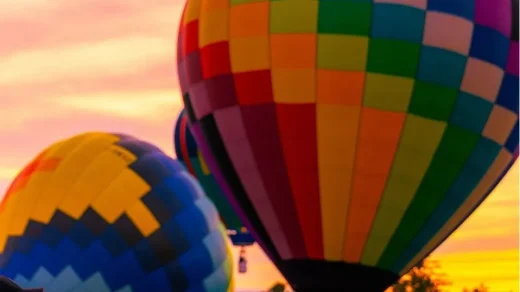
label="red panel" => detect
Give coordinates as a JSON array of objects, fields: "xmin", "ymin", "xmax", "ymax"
[
  {"xmin": 276, "ymin": 104, "xmax": 323, "ymax": 259},
  {"xmin": 234, "ymin": 70, "xmax": 274, "ymax": 105},
  {"xmin": 206, "ymin": 75, "xmax": 238, "ymax": 111},
  {"xmin": 181, "ymin": 20, "xmax": 199, "ymax": 57},
  {"xmin": 200, "ymin": 41, "xmax": 231, "ymax": 79},
  {"xmin": 241, "ymin": 104, "xmax": 306, "ymax": 258}
]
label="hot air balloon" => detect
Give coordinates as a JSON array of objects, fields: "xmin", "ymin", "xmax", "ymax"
[
  {"xmin": 0, "ymin": 132, "xmax": 234, "ymax": 292},
  {"xmin": 174, "ymin": 109, "xmax": 255, "ymax": 274},
  {"xmin": 177, "ymin": 0, "xmax": 519, "ymax": 291}
]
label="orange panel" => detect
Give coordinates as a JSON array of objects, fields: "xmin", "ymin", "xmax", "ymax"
[{"xmin": 343, "ymin": 108, "xmax": 405, "ymax": 262}]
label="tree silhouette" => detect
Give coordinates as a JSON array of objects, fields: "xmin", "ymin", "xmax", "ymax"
[
  {"xmin": 387, "ymin": 258, "xmax": 451, "ymax": 292},
  {"xmin": 462, "ymin": 283, "xmax": 489, "ymax": 292},
  {"xmin": 266, "ymin": 282, "xmax": 286, "ymax": 292}
]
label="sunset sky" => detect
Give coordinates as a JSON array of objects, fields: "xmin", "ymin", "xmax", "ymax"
[{"xmin": 0, "ymin": 1, "xmax": 517, "ymax": 291}]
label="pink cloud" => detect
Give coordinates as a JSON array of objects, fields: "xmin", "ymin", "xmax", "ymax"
[{"xmin": 0, "ymin": 0, "xmax": 183, "ymax": 56}]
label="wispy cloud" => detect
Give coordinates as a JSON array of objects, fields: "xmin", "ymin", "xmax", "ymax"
[{"xmin": 0, "ymin": 36, "xmax": 174, "ymax": 85}]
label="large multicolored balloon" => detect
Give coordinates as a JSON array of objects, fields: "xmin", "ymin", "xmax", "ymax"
[
  {"xmin": 0, "ymin": 133, "xmax": 234, "ymax": 292},
  {"xmin": 177, "ymin": 0, "xmax": 519, "ymax": 290},
  {"xmin": 174, "ymin": 109, "xmax": 255, "ymax": 272}
]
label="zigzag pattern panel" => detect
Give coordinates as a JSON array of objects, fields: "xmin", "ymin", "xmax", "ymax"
[{"xmin": 0, "ymin": 132, "xmax": 234, "ymax": 292}]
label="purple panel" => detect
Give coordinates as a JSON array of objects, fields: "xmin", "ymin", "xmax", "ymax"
[
  {"xmin": 214, "ymin": 106, "xmax": 292, "ymax": 259},
  {"xmin": 241, "ymin": 104, "xmax": 307, "ymax": 258},
  {"xmin": 177, "ymin": 61, "xmax": 188, "ymax": 91},
  {"xmin": 190, "ymin": 122, "xmax": 274, "ymax": 260},
  {"xmin": 506, "ymin": 41, "xmax": 519, "ymax": 76},
  {"xmin": 184, "ymin": 51, "xmax": 203, "ymax": 86},
  {"xmin": 206, "ymin": 75, "xmax": 238, "ymax": 111},
  {"xmin": 475, "ymin": 0, "xmax": 512, "ymax": 37},
  {"xmin": 189, "ymin": 81, "xmax": 212, "ymax": 120}
]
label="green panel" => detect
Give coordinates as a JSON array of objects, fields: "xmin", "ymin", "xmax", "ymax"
[
  {"xmin": 317, "ymin": 1, "xmax": 372, "ymax": 35},
  {"xmin": 376, "ymin": 126, "xmax": 480, "ymax": 269},
  {"xmin": 191, "ymin": 158, "xmax": 243, "ymax": 230},
  {"xmin": 270, "ymin": 1, "xmax": 318, "ymax": 33},
  {"xmin": 408, "ymin": 81, "xmax": 459, "ymax": 121},
  {"xmin": 367, "ymin": 39, "xmax": 421, "ymax": 78}
]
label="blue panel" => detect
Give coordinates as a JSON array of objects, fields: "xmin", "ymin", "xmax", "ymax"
[
  {"xmin": 102, "ymin": 251, "xmax": 144, "ymax": 290},
  {"xmin": 69, "ymin": 222, "xmax": 96, "ymax": 248},
  {"xmin": 170, "ymin": 173, "xmax": 205, "ymax": 202},
  {"xmin": 101, "ymin": 227, "xmax": 130, "ymax": 257},
  {"xmin": 505, "ymin": 121, "xmax": 519, "ymax": 153},
  {"xmin": 68, "ymin": 250, "xmax": 98, "ymax": 280},
  {"xmin": 154, "ymin": 178, "xmax": 191, "ymax": 215},
  {"xmin": 13, "ymin": 275, "xmax": 30, "ymax": 288},
  {"xmin": 79, "ymin": 273, "xmax": 111, "ymax": 292},
  {"xmin": 45, "ymin": 237, "xmax": 81, "ymax": 276},
  {"xmin": 392, "ymin": 137, "xmax": 501, "ymax": 273},
  {"xmin": 164, "ymin": 260, "xmax": 189, "ymax": 291},
  {"xmin": 470, "ymin": 25, "xmax": 511, "ymax": 68},
  {"xmin": 3, "ymin": 252, "xmax": 24, "ymax": 278},
  {"xmin": 427, "ymin": 0, "xmax": 474, "ymax": 21},
  {"xmin": 16, "ymin": 253, "xmax": 40, "ymax": 279},
  {"xmin": 449, "ymin": 92, "xmax": 493, "ymax": 134},
  {"xmin": 202, "ymin": 264, "xmax": 230, "ymax": 292},
  {"xmin": 496, "ymin": 74, "xmax": 519, "ymax": 114},
  {"xmin": 371, "ymin": 3, "xmax": 425, "ymax": 43},
  {"xmin": 130, "ymin": 153, "xmax": 173, "ymax": 187},
  {"xmin": 179, "ymin": 243, "xmax": 213, "ymax": 286},
  {"xmin": 157, "ymin": 156, "xmax": 187, "ymax": 176},
  {"xmin": 417, "ymin": 46, "xmax": 467, "ymax": 88},
  {"xmin": 25, "ymin": 243, "xmax": 52, "ymax": 276},
  {"xmin": 203, "ymin": 230, "xmax": 228, "ymax": 269},
  {"xmin": 46, "ymin": 266, "xmax": 81, "ymax": 292},
  {"xmin": 116, "ymin": 139, "xmax": 162, "ymax": 159},
  {"xmin": 132, "ymin": 268, "xmax": 171, "ymax": 292},
  {"xmin": 133, "ymin": 240, "xmax": 160, "ymax": 273},
  {"xmin": 177, "ymin": 204, "xmax": 211, "ymax": 246},
  {"xmin": 29, "ymin": 267, "xmax": 53, "ymax": 288},
  {"xmin": 161, "ymin": 218, "xmax": 192, "ymax": 256}
]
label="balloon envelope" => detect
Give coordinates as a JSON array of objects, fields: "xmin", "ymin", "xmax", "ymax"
[
  {"xmin": 174, "ymin": 109, "xmax": 255, "ymax": 247},
  {"xmin": 177, "ymin": 0, "xmax": 519, "ymax": 290},
  {"xmin": 0, "ymin": 132, "xmax": 234, "ymax": 292}
]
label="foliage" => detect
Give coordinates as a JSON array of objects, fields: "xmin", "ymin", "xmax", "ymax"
[
  {"xmin": 266, "ymin": 282, "xmax": 286, "ymax": 292},
  {"xmin": 462, "ymin": 283, "xmax": 490, "ymax": 292},
  {"xmin": 388, "ymin": 258, "xmax": 451, "ymax": 292}
]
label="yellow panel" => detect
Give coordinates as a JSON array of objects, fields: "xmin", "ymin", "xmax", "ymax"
[
  {"xmin": 317, "ymin": 35, "xmax": 369, "ymax": 71},
  {"xmin": 30, "ymin": 136, "xmax": 119, "ymax": 223},
  {"xmin": 229, "ymin": 36, "xmax": 270, "ymax": 73},
  {"xmin": 126, "ymin": 201, "xmax": 160, "ymax": 237},
  {"xmin": 0, "ymin": 191, "xmax": 21, "ymax": 252},
  {"xmin": 198, "ymin": 151, "xmax": 210, "ymax": 175},
  {"xmin": 92, "ymin": 168, "xmax": 151, "ymax": 223},
  {"xmin": 9, "ymin": 134, "xmax": 89, "ymax": 233},
  {"xmin": 482, "ymin": 105, "xmax": 518, "ymax": 145},
  {"xmin": 363, "ymin": 73, "xmax": 415, "ymax": 112},
  {"xmin": 272, "ymin": 69, "xmax": 316, "ymax": 103},
  {"xmin": 199, "ymin": 9, "xmax": 229, "ymax": 47},
  {"xmin": 57, "ymin": 144, "xmax": 136, "ymax": 219},
  {"xmin": 400, "ymin": 149, "xmax": 512, "ymax": 275},
  {"xmin": 183, "ymin": 0, "xmax": 202, "ymax": 25},
  {"xmin": 317, "ymin": 105, "xmax": 361, "ymax": 260},
  {"xmin": 361, "ymin": 115, "xmax": 446, "ymax": 266}
]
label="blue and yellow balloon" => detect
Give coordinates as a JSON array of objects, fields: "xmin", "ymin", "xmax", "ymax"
[{"xmin": 0, "ymin": 132, "xmax": 234, "ymax": 292}]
